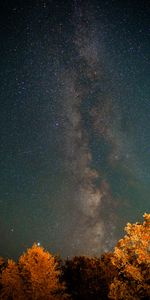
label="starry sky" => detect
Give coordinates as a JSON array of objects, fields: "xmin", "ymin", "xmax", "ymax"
[{"xmin": 0, "ymin": 0, "xmax": 150, "ymax": 259}]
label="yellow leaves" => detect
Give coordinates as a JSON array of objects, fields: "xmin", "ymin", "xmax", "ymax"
[
  {"xmin": 109, "ymin": 279, "xmax": 128, "ymax": 300},
  {"xmin": 113, "ymin": 213, "xmax": 150, "ymax": 265},
  {"xmin": 109, "ymin": 278, "xmax": 143, "ymax": 300},
  {"xmin": 109, "ymin": 213, "xmax": 150, "ymax": 299},
  {"xmin": 112, "ymin": 247, "xmax": 127, "ymax": 267},
  {"xmin": 0, "ymin": 213, "xmax": 149, "ymax": 299},
  {"xmin": 143, "ymin": 213, "xmax": 150, "ymax": 226},
  {"xmin": 124, "ymin": 264, "xmax": 143, "ymax": 281}
]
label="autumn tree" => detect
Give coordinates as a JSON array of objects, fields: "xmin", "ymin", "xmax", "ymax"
[
  {"xmin": 0, "ymin": 256, "xmax": 5, "ymax": 292},
  {"xmin": 0, "ymin": 257, "xmax": 5, "ymax": 271},
  {"xmin": 109, "ymin": 213, "xmax": 150, "ymax": 299},
  {"xmin": 62, "ymin": 254, "xmax": 116, "ymax": 300},
  {"xmin": 19, "ymin": 243, "xmax": 69, "ymax": 300},
  {"xmin": 0, "ymin": 259, "xmax": 25, "ymax": 300},
  {"xmin": 99, "ymin": 252, "xmax": 118, "ymax": 297}
]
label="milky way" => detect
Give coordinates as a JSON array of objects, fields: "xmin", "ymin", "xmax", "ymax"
[
  {"xmin": 57, "ymin": 2, "xmax": 150, "ymax": 255},
  {"xmin": 0, "ymin": 0, "xmax": 149, "ymax": 259},
  {"xmin": 59, "ymin": 7, "xmax": 121, "ymax": 255}
]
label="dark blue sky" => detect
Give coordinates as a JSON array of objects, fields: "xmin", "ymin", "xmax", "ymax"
[{"xmin": 0, "ymin": 0, "xmax": 149, "ymax": 259}]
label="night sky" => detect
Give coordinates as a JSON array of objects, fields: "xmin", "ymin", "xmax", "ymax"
[{"xmin": 0, "ymin": 0, "xmax": 149, "ymax": 259}]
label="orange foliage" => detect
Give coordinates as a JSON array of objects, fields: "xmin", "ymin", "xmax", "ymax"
[
  {"xmin": 0, "ymin": 257, "xmax": 4, "ymax": 267},
  {"xmin": 0, "ymin": 213, "xmax": 149, "ymax": 299},
  {"xmin": 109, "ymin": 213, "xmax": 150, "ymax": 299},
  {"xmin": 19, "ymin": 243, "xmax": 68, "ymax": 299},
  {"xmin": 0, "ymin": 257, "xmax": 5, "ymax": 274},
  {"xmin": 0, "ymin": 259, "xmax": 25, "ymax": 300}
]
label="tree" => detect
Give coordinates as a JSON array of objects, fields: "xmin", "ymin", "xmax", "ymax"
[
  {"xmin": 99, "ymin": 252, "xmax": 118, "ymax": 298},
  {"xmin": 0, "ymin": 259, "xmax": 25, "ymax": 300},
  {"xmin": 62, "ymin": 254, "xmax": 116, "ymax": 300},
  {"xmin": 0, "ymin": 257, "xmax": 5, "ymax": 292},
  {"xmin": 19, "ymin": 243, "xmax": 69, "ymax": 300},
  {"xmin": 0, "ymin": 257, "xmax": 5, "ymax": 271},
  {"xmin": 109, "ymin": 213, "xmax": 150, "ymax": 299}
]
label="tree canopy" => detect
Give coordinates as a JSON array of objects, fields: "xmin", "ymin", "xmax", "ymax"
[
  {"xmin": 0, "ymin": 213, "xmax": 149, "ymax": 299},
  {"xmin": 109, "ymin": 213, "xmax": 150, "ymax": 299}
]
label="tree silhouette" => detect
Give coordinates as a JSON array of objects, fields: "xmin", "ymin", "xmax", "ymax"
[
  {"xmin": 109, "ymin": 213, "xmax": 150, "ymax": 299},
  {"xmin": 63, "ymin": 254, "xmax": 116, "ymax": 300},
  {"xmin": 0, "ymin": 256, "xmax": 5, "ymax": 292}
]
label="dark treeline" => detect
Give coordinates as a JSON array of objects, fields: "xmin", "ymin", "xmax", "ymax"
[{"xmin": 0, "ymin": 213, "xmax": 149, "ymax": 299}]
